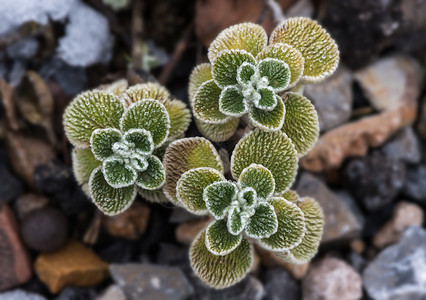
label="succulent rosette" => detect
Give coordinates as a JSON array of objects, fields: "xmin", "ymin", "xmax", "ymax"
[
  {"xmin": 189, "ymin": 17, "xmax": 339, "ymax": 156},
  {"xmin": 63, "ymin": 82, "xmax": 191, "ymax": 215},
  {"xmin": 162, "ymin": 129, "xmax": 324, "ymax": 288}
]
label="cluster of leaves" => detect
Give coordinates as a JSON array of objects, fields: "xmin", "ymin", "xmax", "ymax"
[{"xmin": 63, "ymin": 81, "xmax": 191, "ymax": 215}]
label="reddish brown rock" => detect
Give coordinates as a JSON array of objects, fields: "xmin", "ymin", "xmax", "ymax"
[
  {"xmin": 175, "ymin": 216, "xmax": 212, "ymax": 246},
  {"xmin": 0, "ymin": 204, "xmax": 32, "ymax": 291}
]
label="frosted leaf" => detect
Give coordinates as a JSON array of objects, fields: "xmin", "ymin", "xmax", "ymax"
[
  {"xmin": 237, "ymin": 62, "xmax": 256, "ymax": 86},
  {"xmin": 227, "ymin": 206, "xmax": 246, "ymax": 235},
  {"xmin": 89, "ymin": 167, "xmax": 137, "ymax": 215},
  {"xmin": 136, "ymin": 155, "xmax": 166, "ymax": 190},
  {"xmin": 281, "ymin": 92, "xmax": 319, "ymax": 157},
  {"xmin": 257, "ymin": 58, "xmax": 290, "ymax": 92},
  {"xmin": 219, "ymin": 85, "xmax": 247, "ymax": 117},
  {"xmin": 212, "ymin": 49, "xmax": 256, "ymax": 88},
  {"xmin": 123, "ymin": 128, "xmax": 154, "ymax": 155},
  {"xmin": 176, "ymin": 167, "xmax": 225, "ymax": 215},
  {"xmin": 193, "ymin": 79, "xmax": 231, "ymax": 124},
  {"xmin": 194, "ymin": 118, "xmax": 239, "ymax": 143},
  {"xmin": 248, "ymin": 95, "xmax": 285, "ymax": 131},
  {"xmin": 257, "ymin": 197, "xmax": 305, "ymax": 251},
  {"xmin": 162, "ymin": 99, "xmax": 191, "ymax": 140},
  {"xmin": 205, "ymin": 219, "xmax": 242, "ymax": 256},
  {"xmin": 102, "ymin": 157, "xmax": 137, "ymax": 188},
  {"xmin": 283, "ymin": 189, "xmax": 300, "ymax": 203},
  {"xmin": 63, "ymin": 91, "xmax": 125, "ymax": 148},
  {"xmin": 190, "ymin": 230, "xmax": 254, "ymax": 289},
  {"xmin": 254, "ymin": 87, "xmax": 277, "ymax": 111},
  {"xmin": 120, "ymin": 100, "xmax": 170, "ymax": 147},
  {"xmin": 72, "ymin": 148, "xmax": 101, "ymax": 191},
  {"xmin": 204, "ymin": 181, "xmax": 238, "ymax": 219},
  {"xmin": 90, "ymin": 128, "xmax": 122, "ymax": 161},
  {"xmin": 256, "ymin": 43, "xmax": 304, "ymax": 88},
  {"xmin": 163, "ymin": 137, "xmax": 223, "ymax": 204},
  {"xmin": 122, "ymin": 82, "xmax": 170, "ymax": 106},
  {"xmin": 231, "ymin": 129, "xmax": 298, "ymax": 195},
  {"xmin": 245, "ymin": 202, "xmax": 278, "ymax": 239},
  {"xmin": 189, "ymin": 63, "xmax": 213, "ymax": 101},
  {"xmin": 208, "ymin": 22, "xmax": 267, "ymax": 63},
  {"xmin": 238, "ymin": 164, "xmax": 275, "ymax": 199},
  {"xmin": 277, "ymin": 196, "xmax": 324, "ymax": 264},
  {"xmin": 270, "ymin": 17, "xmax": 339, "ymax": 83}
]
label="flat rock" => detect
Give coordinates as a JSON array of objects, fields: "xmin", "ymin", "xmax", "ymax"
[
  {"xmin": 96, "ymin": 285, "xmax": 126, "ymax": 300},
  {"xmin": 363, "ymin": 226, "xmax": 426, "ymax": 300},
  {"xmin": 302, "ymin": 257, "xmax": 362, "ymax": 300},
  {"xmin": 264, "ymin": 269, "xmax": 300, "ymax": 300},
  {"xmin": 297, "ymin": 173, "xmax": 364, "ymax": 243},
  {"xmin": 402, "ymin": 164, "xmax": 426, "ymax": 202},
  {"xmin": 305, "ymin": 66, "xmax": 353, "ymax": 131},
  {"xmin": 110, "ymin": 263, "xmax": 193, "ymax": 300},
  {"xmin": 175, "ymin": 216, "xmax": 212, "ymax": 246},
  {"xmin": 382, "ymin": 126, "xmax": 421, "ymax": 164},
  {"xmin": 35, "ymin": 240, "xmax": 109, "ymax": 293},
  {"xmin": 0, "ymin": 204, "xmax": 32, "ymax": 291},
  {"xmin": 0, "ymin": 289, "xmax": 46, "ymax": 300}
]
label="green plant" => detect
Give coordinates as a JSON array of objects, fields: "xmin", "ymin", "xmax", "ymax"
[{"xmin": 63, "ymin": 82, "xmax": 190, "ymax": 215}]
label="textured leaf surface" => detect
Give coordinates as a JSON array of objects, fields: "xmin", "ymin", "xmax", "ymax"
[
  {"xmin": 219, "ymin": 85, "xmax": 247, "ymax": 116},
  {"xmin": 90, "ymin": 128, "xmax": 122, "ymax": 161},
  {"xmin": 120, "ymin": 100, "xmax": 170, "ymax": 147},
  {"xmin": 163, "ymin": 99, "xmax": 191, "ymax": 139},
  {"xmin": 281, "ymin": 92, "xmax": 319, "ymax": 157},
  {"xmin": 208, "ymin": 22, "xmax": 267, "ymax": 63},
  {"xmin": 245, "ymin": 203, "xmax": 278, "ymax": 239},
  {"xmin": 102, "ymin": 157, "xmax": 137, "ymax": 188},
  {"xmin": 204, "ymin": 181, "xmax": 237, "ymax": 219},
  {"xmin": 89, "ymin": 167, "xmax": 137, "ymax": 215},
  {"xmin": 283, "ymin": 189, "xmax": 300, "ymax": 203},
  {"xmin": 163, "ymin": 137, "xmax": 223, "ymax": 204},
  {"xmin": 123, "ymin": 129, "xmax": 154, "ymax": 154},
  {"xmin": 255, "ymin": 87, "xmax": 277, "ymax": 111},
  {"xmin": 189, "ymin": 63, "xmax": 213, "ymax": 100},
  {"xmin": 205, "ymin": 220, "xmax": 242, "ymax": 255},
  {"xmin": 257, "ymin": 58, "xmax": 290, "ymax": 92},
  {"xmin": 270, "ymin": 17, "xmax": 339, "ymax": 83},
  {"xmin": 278, "ymin": 197, "xmax": 324, "ymax": 264},
  {"xmin": 258, "ymin": 197, "xmax": 305, "ymax": 251},
  {"xmin": 193, "ymin": 80, "xmax": 230, "ymax": 124},
  {"xmin": 190, "ymin": 230, "xmax": 253, "ymax": 289},
  {"xmin": 227, "ymin": 206, "xmax": 246, "ymax": 235},
  {"xmin": 123, "ymin": 82, "xmax": 170, "ymax": 106},
  {"xmin": 136, "ymin": 155, "xmax": 166, "ymax": 190},
  {"xmin": 212, "ymin": 50, "xmax": 256, "ymax": 88},
  {"xmin": 248, "ymin": 95, "xmax": 285, "ymax": 131},
  {"xmin": 237, "ymin": 62, "xmax": 256, "ymax": 86},
  {"xmin": 231, "ymin": 129, "xmax": 298, "ymax": 195},
  {"xmin": 63, "ymin": 91, "xmax": 125, "ymax": 147},
  {"xmin": 238, "ymin": 164, "xmax": 275, "ymax": 199},
  {"xmin": 256, "ymin": 43, "xmax": 304, "ymax": 88},
  {"xmin": 194, "ymin": 118, "xmax": 239, "ymax": 143},
  {"xmin": 72, "ymin": 148, "xmax": 101, "ymax": 186},
  {"xmin": 176, "ymin": 168, "xmax": 224, "ymax": 214}
]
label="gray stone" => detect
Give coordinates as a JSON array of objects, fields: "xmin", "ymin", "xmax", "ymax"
[
  {"xmin": 382, "ymin": 127, "xmax": 421, "ymax": 164},
  {"xmin": 0, "ymin": 289, "xmax": 46, "ymax": 300},
  {"xmin": 417, "ymin": 96, "xmax": 426, "ymax": 140},
  {"xmin": 296, "ymin": 173, "xmax": 364, "ymax": 243},
  {"xmin": 403, "ymin": 165, "xmax": 426, "ymax": 202},
  {"xmin": 6, "ymin": 37, "xmax": 39, "ymax": 60},
  {"xmin": 363, "ymin": 226, "xmax": 426, "ymax": 300},
  {"xmin": 0, "ymin": 151, "xmax": 24, "ymax": 203},
  {"xmin": 110, "ymin": 263, "xmax": 194, "ymax": 300},
  {"xmin": 264, "ymin": 269, "xmax": 300, "ymax": 300},
  {"xmin": 305, "ymin": 66, "xmax": 353, "ymax": 131},
  {"xmin": 96, "ymin": 285, "xmax": 126, "ymax": 300}
]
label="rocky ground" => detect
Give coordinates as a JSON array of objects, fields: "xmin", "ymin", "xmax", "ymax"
[{"xmin": 0, "ymin": 0, "xmax": 425, "ymax": 299}]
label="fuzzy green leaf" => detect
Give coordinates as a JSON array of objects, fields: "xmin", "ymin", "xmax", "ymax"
[
  {"xmin": 270, "ymin": 17, "xmax": 339, "ymax": 83},
  {"xmin": 205, "ymin": 220, "xmax": 242, "ymax": 256},
  {"xmin": 238, "ymin": 163, "xmax": 275, "ymax": 199},
  {"xmin": 283, "ymin": 189, "xmax": 300, "ymax": 203},
  {"xmin": 190, "ymin": 230, "xmax": 254, "ymax": 289},
  {"xmin": 254, "ymin": 87, "xmax": 277, "ymax": 111},
  {"xmin": 72, "ymin": 148, "xmax": 102, "ymax": 195},
  {"xmin": 256, "ymin": 43, "xmax": 304, "ymax": 88},
  {"xmin": 237, "ymin": 62, "xmax": 256, "ymax": 86},
  {"xmin": 227, "ymin": 206, "xmax": 246, "ymax": 235},
  {"xmin": 281, "ymin": 92, "xmax": 319, "ymax": 157},
  {"xmin": 204, "ymin": 181, "xmax": 237, "ymax": 219},
  {"xmin": 231, "ymin": 129, "xmax": 298, "ymax": 195},
  {"xmin": 245, "ymin": 202, "xmax": 278, "ymax": 239},
  {"xmin": 176, "ymin": 167, "xmax": 225, "ymax": 214},
  {"xmin": 163, "ymin": 99, "xmax": 191, "ymax": 140},
  {"xmin": 90, "ymin": 128, "xmax": 122, "ymax": 161},
  {"xmin": 63, "ymin": 91, "xmax": 125, "ymax": 148},
  {"xmin": 89, "ymin": 167, "xmax": 137, "ymax": 215},
  {"xmin": 123, "ymin": 82, "xmax": 170, "ymax": 106},
  {"xmin": 193, "ymin": 79, "xmax": 230, "ymax": 124},
  {"xmin": 136, "ymin": 155, "xmax": 165, "ymax": 190},
  {"xmin": 102, "ymin": 157, "xmax": 137, "ymax": 188},
  {"xmin": 219, "ymin": 85, "xmax": 247, "ymax": 116},
  {"xmin": 208, "ymin": 22, "xmax": 267, "ymax": 63},
  {"xmin": 189, "ymin": 63, "xmax": 213, "ymax": 101},
  {"xmin": 194, "ymin": 117, "xmax": 239, "ymax": 143},
  {"xmin": 239, "ymin": 187, "xmax": 257, "ymax": 209},
  {"xmin": 120, "ymin": 100, "xmax": 170, "ymax": 147},
  {"xmin": 257, "ymin": 58, "xmax": 290, "ymax": 92},
  {"xmin": 258, "ymin": 197, "xmax": 305, "ymax": 251},
  {"xmin": 163, "ymin": 137, "xmax": 223, "ymax": 204},
  {"xmin": 212, "ymin": 49, "xmax": 256, "ymax": 88},
  {"xmin": 123, "ymin": 128, "xmax": 154, "ymax": 155},
  {"xmin": 248, "ymin": 95, "xmax": 285, "ymax": 131},
  {"xmin": 277, "ymin": 196, "xmax": 324, "ymax": 264}
]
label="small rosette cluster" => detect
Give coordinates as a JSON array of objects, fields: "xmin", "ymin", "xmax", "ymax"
[
  {"xmin": 189, "ymin": 17, "xmax": 339, "ymax": 156},
  {"xmin": 163, "ymin": 129, "xmax": 324, "ymax": 289},
  {"xmin": 63, "ymin": 82, "xmax": 191, "ymax": 215}
]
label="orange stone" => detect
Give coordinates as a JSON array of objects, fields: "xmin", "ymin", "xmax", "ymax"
[{"xmin": 35, "ymin": 240, "xmax": 109, "ymax": 293}]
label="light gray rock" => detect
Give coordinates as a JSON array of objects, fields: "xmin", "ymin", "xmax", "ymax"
[
  {"xmin": 96, "ymin": 285, "xmax": 126, "ymax": 300},
  {"xmin": 382, "ymin": 127, "xmax": 421, "ymax": 164},
  {"xmin": 0, "ymin": 290, "xmax": 46, "ymax": 300},
  {"xmin": 264, "ymin": 269, "xmax": 300, "ymax": 300}
]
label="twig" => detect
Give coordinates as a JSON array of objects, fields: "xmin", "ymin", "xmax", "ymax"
[{"xmin": 131, "ymin": 0, "xmax": 144, "ymax": 70}]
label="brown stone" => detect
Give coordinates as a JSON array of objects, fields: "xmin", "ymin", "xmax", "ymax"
[
  {"xmin": 175, "ymin": 216, "xmax": 212, "ymax": 246},
  {"xmin": 350, "ymin": 239, "xmax": 365, "ymax": 254},
  {"xmin": 35, "ymin": 240, "xmax": 109, "ymax": 293},
  {"xmin": 255, "ymin": 245, "xmax": 309, "ymax": 280},
  {"xmin": 102, "ymin": 201, "xmax": 150, "ymax": 240},
  {"xmin": 373, "ymin": 202, "xmax": 424, "ymax": 249},
  {"xmin": 0, "ymin": 204, "xmax": 32, "ymax": 291},
  {"xmin": 14, "ymin": 193, "xmax": 49, "ymax": 220}
]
